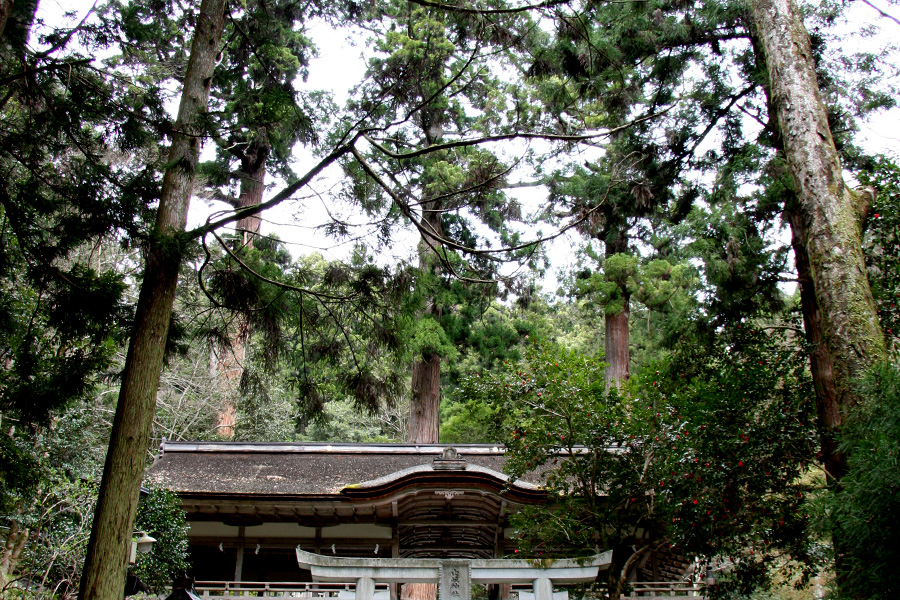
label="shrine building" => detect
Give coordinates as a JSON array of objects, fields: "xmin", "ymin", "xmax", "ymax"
[
  {"xmin": 146, "ymin": 440, "xmax": 696, "ymax": 598},
  {"xmin": 145, "ymin": 441, "xmax": 550, "ymax": 583}
]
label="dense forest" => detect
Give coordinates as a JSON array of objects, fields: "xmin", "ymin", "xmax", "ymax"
[{"xmin": 0, "ymin": 0, "xmax": 899, "ymax": 598}]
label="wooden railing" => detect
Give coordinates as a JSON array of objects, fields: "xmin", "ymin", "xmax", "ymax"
[
  {"xmin": 620, "ymin": 581, "xmax": 705, "ymax": 598},
  {"xmin": 189, "ymin": 580, "xmax": 702, "ymax": 599},
  {"xmin": 192, "ymin": 581, "xmax": 390, "ymax": 599}
]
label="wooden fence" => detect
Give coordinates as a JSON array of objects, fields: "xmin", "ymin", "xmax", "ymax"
[{"xmin": 192, "ymin": 581, "xmax": 389, "ymax": 599}]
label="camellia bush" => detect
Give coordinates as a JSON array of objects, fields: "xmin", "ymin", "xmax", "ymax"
[
  {"xmin": 859, "ymin": 155, "xmax": 900, "ymax": 350},
  {"xmin": 458, "ymin": 328, "xmax": 820, "ymax": 599}
]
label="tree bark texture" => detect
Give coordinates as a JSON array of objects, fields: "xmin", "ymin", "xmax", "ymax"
[
  {"xmin": 235, "ymin": 139, "xmax": 268, "ymax": 248},
  {"xmin": 750, "ymin": 0, "xmax": 885, "ymax": 408},
  {"xmin": 605, "ymin": 308, "xmax": 630, "ymax": 388},
  {"xmin": 787, "ymin": 210, "xmax": 846, "ymax": 481},
  {"xmin": 408, "ymin": 200, "xmax": 444, "ymax": 445},
  {"xmin": 77, "ymin": 1, "xmax": 225, "ymax": 598},
  {"xmin": 213, "ymin": 316, "xmax": 250, "ymax": 438},
  {"xmin": 409, "ymin": 352, "xmax": 441, "ymax": 443},
  {"xmin": 604, "ymin": 237, "xmax": 630, "ymax": 389},
  {"xmin": 211, "ymin": 140, "xmax": 267, "ymax": 436},
  {"xmin": 0, "ymin": 515, "xmax": 27, "ymax": 589},
  {"xmin": 401, "ymin": 583, "xmax": 438, "ymax": 600}
]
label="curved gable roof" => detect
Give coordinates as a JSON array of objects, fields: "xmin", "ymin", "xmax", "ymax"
[{"xmin": 340, "ymin": 462, "xmax": 544, "ymax": 504}]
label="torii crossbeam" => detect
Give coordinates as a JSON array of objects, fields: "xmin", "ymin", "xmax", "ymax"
[{"xmin": 295, "ymin": 549, "xmax": 612, "ymax": 600}]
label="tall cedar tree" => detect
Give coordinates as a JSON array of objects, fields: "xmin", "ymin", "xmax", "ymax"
[
  {"xmin": 199, "ymin": 0, "xmax": 323, "ymax": 431},
  {"xmin": 78, "ymin": 0, "xmax": 225, "ymax": 597},
  {"xmin": 528, "ymin": 0, "xmax": 886, "ymax": 494},
  {"xmin": 344, "ymin": 2, "xmax": 530, "ymax": 442},
  {"xmin": 749, "ymin": 0, "xmax": 885, "ymax": 406}
]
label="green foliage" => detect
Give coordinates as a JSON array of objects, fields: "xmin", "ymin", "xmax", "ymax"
[
  {"xmin": 817, "ymin": 362, "xmax": 900, "ymax": 599},
  {"xmin": 0, "ymin": 434, "xmax": 39, "ymax": 514},
  {"xmin": 575, "ymin": 251, "xmax": 696, "ymax": 317},
  {"xmin": 204, "ymin": 0, "xmax": 330, "ymax": 183},
  {"xmin": 687, "ymin": 203, "xmax": 788, "ymax": 330},
  {"xmin": 0, "ymin": 9, "xmax": 164, "ymax": 590},
  {"xmin": 198, "ymin": 240, "xmax": 415, "ymax": 420},
  {"xmin": 859, "ymin": 155, "xmax": 900, "ymax": 348},
  {"xmin": 458, "ymin": 329, "xmax": 818, "ymax": 597},
  {"xmin": 409, "ymin": 316, "xmax": 456, "ymax": 361},
  {"xmin": 133, "ymin": 488, "xmax": 191, "ymax": 594},
  {"xmin": 0, "ymin": 0, "xmax": 158, "ymax": 434},
  {"xmin": 298, "ymin": 399, "xmax": 404, "ymax": 443},
  {"xmin": 10, "ymin": 473, "xmax": 97, "ymax": 599},
  {"xmin": 0, "ymin": 259, "xmax": 128, "ymax": 426},
  {"xmin": 232, "ymin": 366, "xmax": 299, "ymax": 442},
  {"xmin": 339, "ymin": 0, "xmax": 531, "ymax": 288},
  {"xmin": 646, "ymin": 325, "xmax": 821, "ymax": 594}
]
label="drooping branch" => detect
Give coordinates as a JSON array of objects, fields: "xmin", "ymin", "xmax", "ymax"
[
  {"xmin": 350, "ymin": 145, "xmax": 614, "ymax": 271},
  {"xmin": 187, "ymin": 139, "xmax": 358, "ymax": 238}
]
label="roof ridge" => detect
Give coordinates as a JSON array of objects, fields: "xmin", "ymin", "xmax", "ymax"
[{"xmin": 158, "ymin": 441, "xmax": 511, "ymax": 455}]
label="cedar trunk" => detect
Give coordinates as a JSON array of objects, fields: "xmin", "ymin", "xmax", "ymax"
[
  {"xmin": 214, "ymin": 145, "xmax": 266, "ymax": 435},
  {"xmin": 605, "ymin": 309, "xmax": 630, "ymax": 388},
  {"xmin": 409, "ymin": 353, "xmax": 441, "ymax": 443},
  {"xmin": 746, "ymin": 22, "xmax": 847, "ymax": 482},
  {"xmin": 401, "ymin": 583, "xmax": 438, "ymax": 600},
  {"xmin": 77, "ymin": 1, "xmax": 225, "ymax": 598},
  {"xmin": 235, "ymin": 139, "xmax": 267, "ymax": 248},
  {"xmin": 787, "ymin": 210, "xmax": 846, "ymax": 481},
  {"xmin": 749, "ymin": 0, "xmax": 885, "ymax": 408},
  {"xmin": 604, "ymin": 237, "xmax": 630, "ymax": 389},
  {"xmin": 408, "ymin": 200, "xmax": 444, "ymax": 445},
  {"xmin": 405, "ymin": 198, "xmax": 443, "ymax": 600}
]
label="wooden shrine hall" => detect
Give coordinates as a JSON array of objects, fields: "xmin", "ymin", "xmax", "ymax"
[{"xmin": 145, "ymin": 442, "xmax": 549, "ymax": 583}]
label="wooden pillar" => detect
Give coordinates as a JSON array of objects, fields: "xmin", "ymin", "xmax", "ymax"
[
  {"xmin": 390, "ymin": 525, "xmax": 400, "ymax": 600},
  {"xmin": 496, "ymin": 501, "xmax": 511, "ymax": 599},
  {"xmin": 234, "ymin": 526, "xmax": 245, "ymax": 582}
]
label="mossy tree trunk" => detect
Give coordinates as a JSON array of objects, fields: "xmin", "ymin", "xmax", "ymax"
[
  {"xmin": 787, "ymin": 209, "xmax": 846, "ymax": 481},
  {"xmin": 750, "ymin": 0, "xmax": 886, "ymax": 410},
  {"xmin": 77, "ymin": 1, "xmax": 225, "ymax": 598}
]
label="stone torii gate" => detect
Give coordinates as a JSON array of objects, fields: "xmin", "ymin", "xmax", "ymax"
[{"xmin": 295, "ymin": 549, "xmax": 612, "ymax": 600}]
